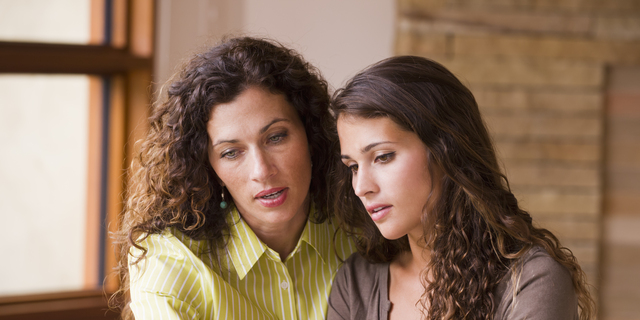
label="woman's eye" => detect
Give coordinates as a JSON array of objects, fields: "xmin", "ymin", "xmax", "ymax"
[
  {"xmin": 221, "ymin": 150, "xmax": 239, "ymax": 159},
  {"xmin": 268, "ymin": 132, "xmax": 287, "ymax": 144},
  {"xmin": 375, "ymin": 152, "xmax": 395, "ymax": 163},
  {"xmin": 348, "ymin": 164, "xmax": 358, "ymax": 174}
]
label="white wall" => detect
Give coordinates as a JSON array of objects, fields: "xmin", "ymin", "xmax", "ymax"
[{"xmin": 154, "ymin": 0, "xmax": 396, "ymax": 91}]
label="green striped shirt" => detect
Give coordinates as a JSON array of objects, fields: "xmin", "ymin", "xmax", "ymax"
[{"xmin": 129, "ymin": 206, "xmax": 356, "ymax": 319}]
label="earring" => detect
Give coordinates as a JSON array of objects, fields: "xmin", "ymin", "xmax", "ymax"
[{"xmin": 220, "ymin": 188, "xmax": 228, "ymax": 209}]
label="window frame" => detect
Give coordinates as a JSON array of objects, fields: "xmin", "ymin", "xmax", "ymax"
[{"xmin": 0, "ymin": 0, "xmax": 155, "ymax": 318}]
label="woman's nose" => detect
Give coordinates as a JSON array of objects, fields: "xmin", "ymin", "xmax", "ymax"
[
  {"xmin": 250, "ymin": 149, "xmax": 277, "ymax": 182},
  {"xmin": 353, "ymin": 168, "xmax": 378, "ymax": 197}
]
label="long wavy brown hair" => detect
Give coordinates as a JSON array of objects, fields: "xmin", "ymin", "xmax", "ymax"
[
  {"xmin": 113, "ymin": 37, "xmax": 333, "ymax": 318},
  {"xmin": 329, "ymin": 56, "xmax": 595, "ymax": 320}
]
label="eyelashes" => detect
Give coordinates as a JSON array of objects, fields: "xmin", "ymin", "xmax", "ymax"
[
  {"xmin": 219, "ymin": 130, "xmax": 289, "ymax": 160},
  {"xmin": 267, "ymin": 131, "xmax": 288, "ymax": 144},
  {"xmin": 345, "ymin": 151, "xmax": 396, "ymax": 174},
  {"xmin": 375, "ymin": 152, "xmax": 395, "ymax": 164},
  {"xmin": 221, "ymin": 149, "xmax": 239, "ymax": 159}
]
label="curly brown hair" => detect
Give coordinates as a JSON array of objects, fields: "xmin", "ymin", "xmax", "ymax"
[
  {"xmin": 113, "ymin": 37, "xmax": 333, "ymax": 318},
  {"xmin": 329, "ymin": 56, "xmax": 595, "ymax": 320}
]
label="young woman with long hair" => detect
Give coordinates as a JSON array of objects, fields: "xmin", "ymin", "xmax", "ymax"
[
  {"xmin": 115, "ymin": 37, "xmax": 355, "ymax": 319},
  {"xmin": 327, "ymin": 56, "xmax": 595, "ymax": 320}
]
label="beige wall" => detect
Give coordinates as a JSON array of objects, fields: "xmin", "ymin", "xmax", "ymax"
[{"xmin": 154, "ymin": 0, "xmax": 395, "ymax": 91}]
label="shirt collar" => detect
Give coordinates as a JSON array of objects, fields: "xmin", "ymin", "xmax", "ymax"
[
  {"xmin": 298, "ymin": 204, "xmax": 332, "ymax": 266},
  {"xmin": 225, "ymin": 204, "xmax": 333, "ymax": 279}
]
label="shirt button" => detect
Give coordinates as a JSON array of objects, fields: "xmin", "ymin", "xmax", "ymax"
[{"xmin": 280, "ymin": 281, "xmax": 289, "ymax": 290}]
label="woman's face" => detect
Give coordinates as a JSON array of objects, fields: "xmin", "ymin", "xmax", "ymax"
[
  {"xmin": 337, "ymin": 115, "xmax": 433, "ymax": 240},
  {"xmin": 207, "ymin": 86, "xmax": 312, "ymax": 231}
]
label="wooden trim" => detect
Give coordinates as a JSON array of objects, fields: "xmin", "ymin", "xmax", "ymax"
[
  {"xmin": 112, "ymin": 0, "xmax": 128, "ymax": 48},
  {"xmin": 90, "ymin": 0, "xmax": 105, "ymax": 45},
  {"xmin": 85, "ymin": 76, "xmax": 104, "ymax": 290},
  {"xmin": 125, "ymin": 69, "xmax": 152, "ymax": 166},
  {"xmin": 0, "ymin": 42, "xmax": 151, "ymax": 74},
  {"xmin": 129, "ymin": 0, "xmax": 155, "ymax": 57},
  {"xmin": 0, "ymin": 290, "xmax": 118, "ymax": 320},
  {"xmin": 103, "ymin": 76, "xmax": 126, "ymax": 293}
]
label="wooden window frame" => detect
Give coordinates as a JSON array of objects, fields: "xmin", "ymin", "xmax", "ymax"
[{"xmin": 0, "ymin": 1, "xmax": 154, "ymax": 319}]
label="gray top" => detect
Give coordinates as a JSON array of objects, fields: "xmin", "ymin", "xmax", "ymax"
[{"xmin": 328, "ymin": 247, "xmax": 578, "ymax": 320}]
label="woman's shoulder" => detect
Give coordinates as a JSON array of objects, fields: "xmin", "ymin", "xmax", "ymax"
[
  {"xmin": 328, "ymin": 252, "xmax": 390, "ymax": 320},
  {"xmin": 340, "ymin": 252, "xmax": 387, "ymax": 279},
  {"xmin": 332, "ymin": 252, "xmax": 390, "ymax": 301},
  {"xmin": 131, "ymin": 228, "xmax": 209, "ymax": 259},
  {"xmin": 519, "ymin": 246, "xmax": 573, "ymax": 283},
  {"xmin": 494, "ymin": 246, "xmax": 578, "ymax": 320}
]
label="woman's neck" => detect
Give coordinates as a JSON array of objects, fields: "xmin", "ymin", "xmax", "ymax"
[
  {"xmin": 240, "ymin": 199, "xmax": 310, "ymax": 262},
  {"xmin": 257, "ymin": 215, "xmax": 308, "ymax": 261},
  {"xmin": 388, "ymin": 231, "xmax": 431, "ymax": 320},
  {"xmin": 400, "ymin": 231, "xmax": 431, "ymax": 275}
]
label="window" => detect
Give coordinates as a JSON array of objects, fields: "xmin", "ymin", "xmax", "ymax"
[{"xmin": 0, "ymin": 0, "xmax": 154, "ymax": 318}]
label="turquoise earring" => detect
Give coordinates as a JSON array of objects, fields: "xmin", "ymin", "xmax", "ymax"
[{"xmin": 220, "ymin": 188, "xmax": 228, "ymax": 209}]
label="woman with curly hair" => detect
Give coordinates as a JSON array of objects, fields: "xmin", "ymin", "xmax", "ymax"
[
  {"xmin": 327, "ymin": 56, "xmax": 595, "ymax": 320},
  {"xmin": 116, "ymin": 37, "xmax": 355, "ymax": 319}
]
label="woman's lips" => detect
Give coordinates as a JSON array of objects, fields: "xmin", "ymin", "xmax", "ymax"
[
  {"xmin": 366, "ymin": 204, "xmax": 392, "ymax": 222},
  {"xmin": 255, "ymin": 187, "xmax": 288, "ymax": 207}
]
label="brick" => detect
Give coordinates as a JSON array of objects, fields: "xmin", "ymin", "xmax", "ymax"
[
  {"xmin": 439, "ymin": 57, "xmax": 604, "ymax": 88},
  {"xmin": 452, "ymin": 33, "xmax": 640, "ymax": 64},
  {"xmin": 442, "ymin": 0, "xmax": 591, "ymax": 13},
  {"xmin": 603, "ymin": 216, "xmax": 640, "ymax": 246},
  {"xmin": 473, "ymin": 87, "xmax": 528, "ymax": 111},
  {"xmin": 604, "ymin": 192, "xmax": 640, "ymax": 216},
  {"xmin": 398, "ymin": 0, "xmax": 446, "ymax": 14},
  {"xmin": 581, "ymin": 265, "xmax": 599, "ymax": 290},
  {"xmin": 605, "ymin": 170, "xmax": 640, "ymax": 192},
  {"xmin": 514, "ymin": 189, "xmax": 601, "ymax": 216},
  {"xmin": 605, "ymin": 116, "xmax": 640, "ymax": 142},
  {"xmin": 591, "ymin": 0, "xmax": 640, "ymax": 13},
  {"xmin": 398, "ymin": 16, "xmax": 490, "ymax": 36},
  {"xmin": 605, "ymin": 140, "xmax": 640, "ymax": 169},
  {"xmin": 395, "ymin": 27, "xmax": 449, "ymax": 57},
  {"xmin": 600, "ymin": 243, "xmax": 640, "ymax": 319},
  {"xmin": 444, "ymin": 0, "xmax": 640, "ymax": 13},
  {"xmin": 608, "ymin": 65, "xmax": 640, "ymax": 93},
  {"xmin": 496, "ymin": 141, "xmax": 600, "ymax": 163},
  {"xmin": 595, "ymin": 15, "xmax": 640, "ymax": 40},
  {"xmin": 530, "ymin": 91, "xmax": 603, "ymax": 114},
  {"xmin": 607, "ymin": 93, "xmax": 640, "ymax": 117},
  {"xmin": 484, "ymin": 114, "xmax": 602, "ymax": 139},
  {"xmin": 562, "ymin": 239, "xmax": 599, "ymax": 264},
  {"xmin": 534, "ymin": 216, "xmax": 600, "ymax": 241},
  {"xmin": 402, "ymin": 8, "xmax": 591, "ymax": 35},
  {"xmin": 503, "ymin": 162, "xmax": 600, "ymax": 188},
  {"xmin": 472, "ymin": 87, "xmax": 602, "ymax": 115}
]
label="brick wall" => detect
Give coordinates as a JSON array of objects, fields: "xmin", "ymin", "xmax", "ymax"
[{"xmin": 395, "ymin": 1, "xmax": 640, "ymax": 318}]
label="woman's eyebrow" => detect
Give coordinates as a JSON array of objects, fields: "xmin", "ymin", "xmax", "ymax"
[
  {"xmin": 362, "ymin": 141, "xmax": 393, "ymax": 153},
  {"xmin": 212, "ymin": 139, "xmax": 239, "ymax": 148},
  {"xmin": 259, "ymin": 118, "xmax": 289, "ymax": 134},
  {"xmin": 340, "ymin": 141, "xmax": 394, "ymax": 159},
  {"xmin": 212, "ymin": 118, "xmax": 290, "ymax": 148}
]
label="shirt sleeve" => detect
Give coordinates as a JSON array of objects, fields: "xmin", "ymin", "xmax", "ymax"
[
  {"xmin": 327, "ymin": 256, "xmax": 352, "ymax": 320},
  {"xmin": 503, "ymin": 249, "xmax": 579, "ymax": 320},
  {"xmin": 128, "ymin": 233, "xmax": 205, "ymax": 320}
]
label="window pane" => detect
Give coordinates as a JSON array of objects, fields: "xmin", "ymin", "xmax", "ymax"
[
  {"xmin": 0, "ymin": 74, "xmax": 90, "ymax": 295},
  {"xmin": 0, "ymin": 0, "xmax": 91, "ymax": 44}
]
